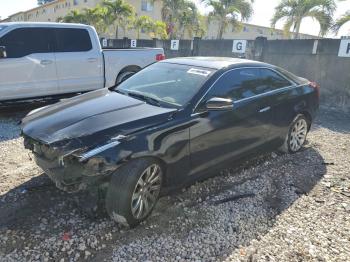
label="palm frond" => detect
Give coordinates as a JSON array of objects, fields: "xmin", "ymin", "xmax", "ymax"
[{"xmin": 332, "ymin": 11, "xmax": 350, "ymax": 34}]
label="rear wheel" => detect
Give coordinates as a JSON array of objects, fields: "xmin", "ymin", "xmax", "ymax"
[
  {"xmin": 116, "ymin": 70, "xmax": 137, "ymax": 85},
  {"xmin": 105, "ymin": 158, "xmax": 162, "ymax": 227},
  {"xmin": 280, "ymin": 114, "xmax": 309, "ymax": 153}
]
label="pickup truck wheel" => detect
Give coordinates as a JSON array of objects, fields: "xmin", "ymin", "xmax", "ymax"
[
  {"xmin": 280, "ymin": 114, "xmax": 309, "ymax": 153},
  {"xmin": 105, "ymin": 158, "xmax": 163, "ymax": 227},
  {"xmin": 116, "ymin": 71, "xmax": 137, "ymax": 84}
]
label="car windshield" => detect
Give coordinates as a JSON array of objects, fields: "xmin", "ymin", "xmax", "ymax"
[{"xmin": 115, "ymin": 62, "xmax": 216, "ymax": 108}]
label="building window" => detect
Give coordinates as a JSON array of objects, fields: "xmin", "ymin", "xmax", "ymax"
[
  {"xmin": 243, "ymin": 26, "xmax": 249, "ymax": 32},
  {"xmin": 141, "ymin": 0, "xmax": 153, "ymax": 11},
  {"xmin": 73, "ymin": 0, "xmax": 78, "ymax": 5}
]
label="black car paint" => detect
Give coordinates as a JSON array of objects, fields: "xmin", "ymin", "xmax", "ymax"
[{"xmin": 21, "ymin": 58, "xmax": 319, "ymax": 193}]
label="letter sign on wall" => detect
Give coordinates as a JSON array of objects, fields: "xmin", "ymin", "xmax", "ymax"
[
  {"xmin": 338, "ymin": 39, "xmax": 350, "ymax": 57},
  {"xmin": 131, "ymin": 39, "xmax": 137, "ymax": 48},
  {"xmin": 232, "ymin": 40, "xmax": 247, "ymax": 54},
  {"xmin": 171, "ymin": 40, "xmax": 179, "ymax": 50},
  {"xmin": 102, "ymin": 38, "xmax": 107, "ymax": 48}
]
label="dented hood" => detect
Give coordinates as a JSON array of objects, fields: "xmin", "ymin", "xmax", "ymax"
[{"xmin": 21, "ymin": 88, "xmax": 177, "ymax": 144}]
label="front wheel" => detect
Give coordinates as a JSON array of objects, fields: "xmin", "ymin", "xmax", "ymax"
[
  {"xmin": 105, "ymin": 158, "xmax": 163, "ymax": 227},
  {"xmin": 280, "ymin": 114, "xmax": 309, "ymax": 153}
]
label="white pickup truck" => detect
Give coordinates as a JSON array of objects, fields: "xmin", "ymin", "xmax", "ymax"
[{"xmin": 0, "ymin": 22, "xmax": 165, "ymax": 102}]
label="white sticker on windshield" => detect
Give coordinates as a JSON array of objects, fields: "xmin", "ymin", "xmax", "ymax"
[{"xmin": 187, "ymin": 68, "xmax": 211, "ymax": 77}]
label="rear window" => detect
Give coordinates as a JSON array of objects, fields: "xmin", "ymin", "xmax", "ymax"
[
  {"xmin": 259, "ymin": 69, "xmax": 292, "ymax": 89},
  {"xmin": 0, "ymin": 25, "xmax": 7, "ymax": 32},
  {"xmin": 55, "ymin": 28, "xmax": 92, "ymax": 52},
  {"xmin": 276, "ymin": 67, "xmax": 307, "ymax": 85}
]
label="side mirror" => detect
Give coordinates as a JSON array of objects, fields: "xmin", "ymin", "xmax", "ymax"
[
  {"xmin": 0, "ymin": 46, "xmax": 7, "ymax": 59},
  {"xmin": 206, "ymin": 97, "xmax": 233, "ymax": 110}
]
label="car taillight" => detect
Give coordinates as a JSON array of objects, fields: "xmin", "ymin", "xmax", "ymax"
[
  {"xmin": 310, "ymin": 81, "xmax": 320, "ymax": 98},
  {"xmin": 156, "ymin": 54, "xmax": 165, "ymax": 61}
]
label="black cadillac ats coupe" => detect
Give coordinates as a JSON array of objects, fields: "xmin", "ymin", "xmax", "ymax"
[{"xmin": 21, "ymin": 57, "xmax": 319, "ymax": 227}]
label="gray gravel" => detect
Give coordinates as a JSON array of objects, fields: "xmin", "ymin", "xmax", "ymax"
[{"xmin": 0, "ymin": 107, "xmax": 349, "ymax": 262}]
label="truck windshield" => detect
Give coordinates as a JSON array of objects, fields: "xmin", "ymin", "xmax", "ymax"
[{"xmin": 116, "ymin": 63, "xmax": 216, "ymax": 108}]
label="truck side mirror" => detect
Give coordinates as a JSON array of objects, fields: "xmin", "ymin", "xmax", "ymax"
[{"xmin": 0, "ymin": 46, "xmax": 7, "ymax": 59}]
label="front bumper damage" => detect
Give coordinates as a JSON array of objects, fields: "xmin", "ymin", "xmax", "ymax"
[{"xmin": 24, "ymin": 136, "xmax": 119, "ymax": 193}]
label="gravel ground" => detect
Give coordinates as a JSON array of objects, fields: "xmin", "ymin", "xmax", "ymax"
[{"xmin": 0, "ymin": 106, "xmax": 349, "ymax": 262}]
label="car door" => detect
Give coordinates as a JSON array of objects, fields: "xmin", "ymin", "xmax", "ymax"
[
  {"xmin": 257, "ymin": 68, "xmax": 296, "ymax": 139},
  {"xmin": 189, "ymin": 68, "xmax": 275, "ymax": 176},
  {"xmin": 54, "ymin": 27, "xmax": 104, "ymax": 94},
  {"xmin": 0, "ymin": 27, "xmax": 58, "ymax": 101}
]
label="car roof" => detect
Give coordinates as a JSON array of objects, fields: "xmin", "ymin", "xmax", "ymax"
[
  {"xmin": 161, "ymin": 57, "xmax": 272, "ymax": 70},
  {"xmin": 0, "ymin": 22, "xmax": 90, "ymax": 29}
]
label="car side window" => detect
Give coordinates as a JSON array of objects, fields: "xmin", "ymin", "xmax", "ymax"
[
  {"xmin": 259, "ymin": 69, "xmax": 292, "ymax": 90},
  {"xmin": 55, "ymin": 28, "xmax": 92, "ymax": 52},
  {"xmin": 0, "ymin": 28, "xmax": 52, "ymax": 58},
  {"xmin": 205, "ymin": 68, "xmax": 293, "ymax": 103},
  {"xmin": 205, "ymin": 68, "xmax": 261, "ymax": 101}
]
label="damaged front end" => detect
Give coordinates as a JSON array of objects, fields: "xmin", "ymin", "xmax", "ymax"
[{"xmin": 23, "ymin": 136, "xmax": 124, "ymax": 193}]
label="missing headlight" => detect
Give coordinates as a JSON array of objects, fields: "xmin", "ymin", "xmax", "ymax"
[{"xmin": 79, "ymin": 141, "xmax": 120, "ymax": 162}]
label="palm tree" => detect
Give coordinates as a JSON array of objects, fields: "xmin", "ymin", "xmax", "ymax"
[
  {"xmin": 271, "ymin": 0, "xmax": 337, "ymax": 39},
  {"xmin": 134, "ymin": 15, "xmax": 155, "ymax": 39},
  {"xmin": 102, "ymin": 0, "xmax": 134, "ymax": 38},
  {"xmin": 82, "ymin": 7, "xmax": 107, "ymax": 34},
  {"xmin": 332, "ymin": 11, "xmax": 350, "ymax": 34},
  {"xmin": 178, "ymin": 1, "xmax": 201, "ymax": 39},
  {"xmin": 161, "ymin": 0, "xmax": 182, "ymax": 39},
  {"xmin": 202, "ymin": 0, "xmax": 254, "ymax": 39},
  {"xmin": 193, "ymin": 14, "xmax": 208, "ymax": 38},
  {"xmin": 152, "ymin": 21, "xmax": 168, "ymax": 39},
  {"xmin": 59, "ymin": 10, "xmax": 87, "ymax": 24},
  {"xmin": 133, "ymin": 16, "xmax": 168, "ymax": 39},
  {"xmin": 161, "ymin": 0, "xmax": 200, "ymax": 39},
  {"xmin": 58, "ymin": 7, "xmax": 107, "ymax": 35}
]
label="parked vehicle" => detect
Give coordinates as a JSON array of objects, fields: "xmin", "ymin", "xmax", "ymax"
[
  {"xmin": 21, "ymin": 57, "xmax": 319, "ymax": 227},
  {"xmin": 0, "ymin": 22, "xmax": 164, "ymax": 102}
]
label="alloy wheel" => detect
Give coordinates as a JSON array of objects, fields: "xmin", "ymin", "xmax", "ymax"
[
  {"xmin": 290, "ymin": 119, "xmax": 307, "ymax": 152},
  {"xmin": 131, "ymin": 164, "xmax": 162, "ymax": 219}
]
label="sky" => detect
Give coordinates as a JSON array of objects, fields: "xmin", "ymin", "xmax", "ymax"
[{"xmin": 0, "ymin": 0, "xmax": 349, "ymax": 37}]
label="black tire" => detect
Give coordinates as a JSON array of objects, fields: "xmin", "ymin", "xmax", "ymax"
[
  {"xmin": 116, "ymin": 70, "xmax": 137, "ymax": 85},
  {"xmin": 280, "ymin": 114, "xmax": 309, "ymax": 153},
  {"xmin": 105, "ymin": 158, "xmax": 163, "ymax": 227}
]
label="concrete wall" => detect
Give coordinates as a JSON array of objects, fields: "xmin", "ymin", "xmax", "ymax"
[
  {"xmin": 108, "ymin": 37, "xmax": 350, "ymax": 108},
  {"xmin": 260, "ymin": 39, "xmax": 350, "ymax": 108}
]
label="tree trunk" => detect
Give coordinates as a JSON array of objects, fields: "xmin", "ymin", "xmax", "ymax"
[
  {"xmin": 115, "ymin": 25, "xmax": 119, "ymax": 39},
  {"xmin": 294, "ymin": 20, "xmax": 301, "ymax": 39},
  {"xmin": 217, "ymin": 21, "xmax": 225, "ymax": 39},
  {"xmin": 180, "ymin": 26, "xmax": 186, "ymax": 40}
]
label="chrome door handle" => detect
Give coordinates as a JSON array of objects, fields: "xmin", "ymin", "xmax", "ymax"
[
  {"xmin": 259, "ymin": 106, "xmax": 271, "ymax": 113},
  {"xmin": 40, "ymin": 60, "xmax": 53, "ymax": 65},
  {"xmin": 87, "ymin": 58, "xmax": 98, "ymax": 62}
]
